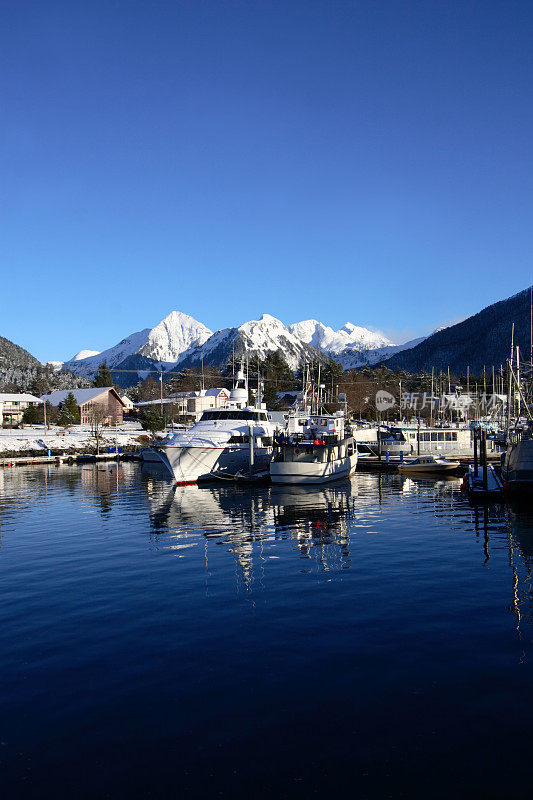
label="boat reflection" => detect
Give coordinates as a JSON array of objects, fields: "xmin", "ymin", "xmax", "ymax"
[
  {"xmin": 146, "ymin": 478, "xmax": 356, "ymax": 582},
  {"xmin": 470, "ymin": 502, "xmax": 533, "ymax": 659},
  {"xmin": 270, "ymin": 481, "xmax": 353, "ymax": 566}
]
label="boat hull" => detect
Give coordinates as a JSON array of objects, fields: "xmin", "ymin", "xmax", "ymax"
[
  {"xmin": 162, "ymin": 444, "xmax": 272, "ymax": 484},
  {"xmin": 398, "ymin": 462, "xmax": 459, "ymax": 474},
  {"xmin": 270, "ymin": 454, "xmax": 357, "ymax": 485},
  {"xmin": 502, "ymin": 439, "xmax": 533, "ymax": 494}
]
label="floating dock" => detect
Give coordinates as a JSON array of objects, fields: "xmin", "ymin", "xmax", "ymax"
[{"xmin": 0, "ymin": 452, "xmax": 140, "ymax": 468}]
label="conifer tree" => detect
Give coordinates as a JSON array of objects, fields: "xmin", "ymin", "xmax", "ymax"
[
  {"xmin": 94, "ymin": 362, "xmax": 113, "ymax": 387},
  {"xmin": 57, "ymin": 392, "xmax": 80, "ymax": 427},
  {"xmin": 140, "ymin": 406, "xmax": 166, "ymax": 436}
]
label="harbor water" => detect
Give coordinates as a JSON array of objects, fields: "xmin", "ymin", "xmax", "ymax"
[{"xmin": 1, "ymin": 462, "xmax": 533, "ymax": 798}]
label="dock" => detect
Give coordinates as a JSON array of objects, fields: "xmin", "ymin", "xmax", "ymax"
[
  {"xmin": 357, "ymin": 453, "xmax": 501, "ymax": 474},
  {"xmin": 0, "ymin": 452, "xmax": 140, "ymax": 468}
]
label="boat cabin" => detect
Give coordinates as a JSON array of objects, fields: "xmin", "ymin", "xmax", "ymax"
[{"xmin": 287, "ymin": 413, "xmax": 345, "ymax": 441}]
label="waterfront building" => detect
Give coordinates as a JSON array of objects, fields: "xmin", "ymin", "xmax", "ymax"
[
  {"xmin": 42, "ymin": 387, "xmax": 126, "ymax": 426},
  {"xmin": 0, "ymin": 393, "xmax": 42, "ymax": 427}
]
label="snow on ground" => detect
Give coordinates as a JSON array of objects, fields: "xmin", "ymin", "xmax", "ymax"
[{"xmin": 0, "ymin": 421, "xmax": 146, "ymax": 454}]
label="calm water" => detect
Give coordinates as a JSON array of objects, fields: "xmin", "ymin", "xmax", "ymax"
[{"xmin": 1, "ymin": 463, "xmax": 533, "ymax": 799}]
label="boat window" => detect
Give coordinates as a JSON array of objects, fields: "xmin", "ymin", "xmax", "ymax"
[
  {"xmin": 438, "ymin": 432, "xmax": 445, "ymax": 441},
  {"xmin": 431, "ymin": 432, "xmax": 438, "ymax": 441},
  {"xmin": 321, "ymin": 419, "xmax": 328, "ymax": 427},
  {"xmin": 201, "ymin": 410, "xmax": 220, "ymax": 421},
  {"xmin": 452, "ymin": 432, "xmax": 457, "ymax": 441},
  {"xmin": 299, "ymin": 419, "xmax": 307, "ymax": 426}
]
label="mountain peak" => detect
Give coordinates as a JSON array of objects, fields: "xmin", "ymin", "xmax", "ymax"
[
  {"xmin": 257, "ymin": 313, "xmax": 283, "ymax": 324},
  {"xmin": 139, "ymin": 311, "xmax": 212, "ymax": 362}
]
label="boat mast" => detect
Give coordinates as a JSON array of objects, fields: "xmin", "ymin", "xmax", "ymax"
[
  {"xmin": 506, "ymin": 323, "xmax": 514, "ymax": 436},
  {"xmin": 516, "ymin": 346, "xmax": 521, "ymax": 420}
]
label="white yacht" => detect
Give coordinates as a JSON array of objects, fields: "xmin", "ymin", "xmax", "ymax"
[
  {"xmin": 270, "ymin": 412, "xmax": 357, "ymax": 485},
  {"xmin": 161, "ymin": 367, "xmax": 281, "ymax": 484}
]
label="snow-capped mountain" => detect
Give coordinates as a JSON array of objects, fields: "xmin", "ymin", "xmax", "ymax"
[
  {"xmin": 289, "ymin": 320, "xmax": 393, "ymax": 356},
  {"xmin": 287, "ymin": 319, "xmax": 428, "ymax": 368},
  {"xmin": 137, "ymin": 311, "xmax": 212, "ymax": 362},
  {"xmin": 179, "ymin": 314, "xmax": 325, "ymax": 371},
  {"xmin": 62, "ymin": 310, "xmax": 424, "ymax": 382},
  {"xmin": 337, "ymin": 336, "xmax": 427, "ymax": 369},
  {"xmin": 63, "ymin": 312, "xmax": 212, "ymax": 377}
]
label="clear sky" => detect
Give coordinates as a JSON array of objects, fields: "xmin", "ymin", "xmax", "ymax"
[{"xmin": 2, "ymin": 0, "xmax": 533, "ymax": 362}]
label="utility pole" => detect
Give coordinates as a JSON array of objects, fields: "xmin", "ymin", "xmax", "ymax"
[{"xmin": 159, "ymin": 371, "xmax": 164, "ymax": 417}]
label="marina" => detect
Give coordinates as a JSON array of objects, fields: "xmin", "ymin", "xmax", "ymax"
[{"xmin": 3, "ymin": 3, "xmax": 533, "ymax": 794}]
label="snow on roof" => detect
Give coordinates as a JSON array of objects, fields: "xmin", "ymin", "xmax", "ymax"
[
  {"xmin": 0, "ymin": 393, "xmax": 42, "ymax": 403},
  {"xmin": 41, "ymin": 388, "xmax": 123, "ymax": 407}
]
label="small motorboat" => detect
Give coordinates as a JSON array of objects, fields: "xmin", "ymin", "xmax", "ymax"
[{"xmin": 398, "ymin": 455, "xmax": 460, "ymax": 474}]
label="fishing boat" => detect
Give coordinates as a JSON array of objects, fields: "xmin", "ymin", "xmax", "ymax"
[
  {"xmin": 398, "ymin": 455, "xmax": 460, "ymax": 474},
  {"xmin": 270, "ymin": 412, "xmax": 357, "ymax": 485},
  {"xmin": 160, "ymin": 365, "xmax": 281, "ymax": 485}
]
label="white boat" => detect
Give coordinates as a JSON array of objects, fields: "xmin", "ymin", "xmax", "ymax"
[
  {"xmin": 161, "ymin": 366, "xmax": 281, "ymax": 484},
  {"xmin": 270, "ymin": 412, "xmax": 357, "ymax": 485},
  {"xmin": 398, "ymin": 455, "xmax": 460, "ymax": 474}
]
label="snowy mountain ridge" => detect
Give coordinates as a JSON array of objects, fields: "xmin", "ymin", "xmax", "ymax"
[
  {"xmin": 63, "ymin": 309, "xmax": 424, "ymax": 378},
  {"xmin": 289, "ymin": 319, "xmax": 393, "ymax": 356},
  {"xmin": 63, "ymin": 312, "xmax": 213, "ymax": 377}
]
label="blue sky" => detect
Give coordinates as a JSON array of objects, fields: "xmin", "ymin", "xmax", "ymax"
[{"xmin": 2, "ymin": 0, "xmax": 533, "ymax": 362}]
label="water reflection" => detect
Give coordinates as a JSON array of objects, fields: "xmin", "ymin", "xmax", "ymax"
[
  {"xmin": 3, "ymin": 462, "xmax": 533, "ymax": 646},
  {"xmin": 4, "ymin": 469, "xmax": 533, "ymax": 795}
]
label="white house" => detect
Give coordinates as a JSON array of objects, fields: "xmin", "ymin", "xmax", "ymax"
[
  {"xmin": 0, "ymin": 393, "xmax": 42, "ymax": 427},
  {"xmin": 120, "ymin": 394, "xmax": 135, "ymax": 412}
]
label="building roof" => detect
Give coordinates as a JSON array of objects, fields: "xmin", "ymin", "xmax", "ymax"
[
  {"xmin": 0, "ymin": 393, "xmax": 42, "ymax": 403},
  {"xmin": 41, "ymin": 387, "xmax": 125, "ymax": 407}
]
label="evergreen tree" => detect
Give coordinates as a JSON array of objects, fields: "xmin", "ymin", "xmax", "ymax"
[
  {"xmin": 22, "ymin": 404, "xmax": 39, "ymax": 425},
  {"xmin": 94, "ymin": 362, "xmax": 113, "ymax": 387},
  {"xmin": 29, "ymin": 376, "xmax": 52, "ymax": 396},
  {"xmin": 57, "ymin": 392, "xmax": 80, "ymax": 426},
  {"xmin": 140, "ymin": 406, "xmax": 166, "ymax": 436}
]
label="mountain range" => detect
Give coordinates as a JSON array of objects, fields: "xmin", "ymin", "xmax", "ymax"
[
  {"xmin": 2, "ymin": 287, "xmax": 531, "ymax": 389},
  {"xmin": 59, "ymin": 311, "xmax": 421, "ymax": 385}
]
